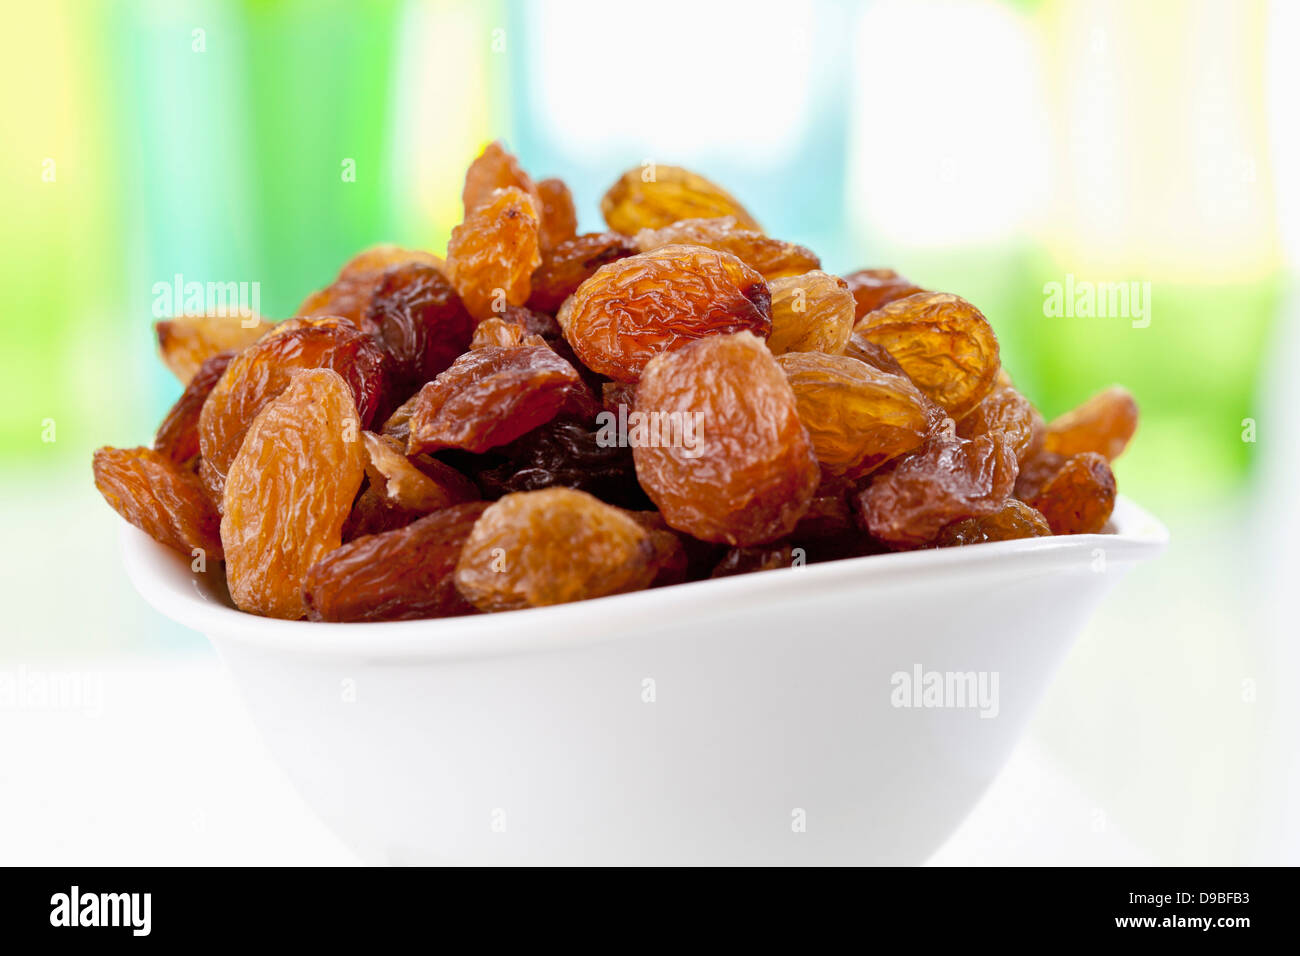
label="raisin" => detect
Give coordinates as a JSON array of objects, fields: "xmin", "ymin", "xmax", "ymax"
[
  {"xmin": 791, "ymin": 473, "xmax": 857, "ymax": 539},
  {"xmin": 380, "ymin": 392, "xmax": 419, "ymax": 446},
  {"xmin": 956, "ymin": 384, "xmax": 1036, "ymax": 463},
  {"xmin": 853, "ymin": 292, "xmax": 1000, "ymax": 419},
  {"xmin": 1013, "ymin": 448, "xmax": 1066, "ymax": 502},
  {"xmin": 633, "ymin": 331, "xmax": 818, "ymax": 545},
  {"xmin": 454, "ymin": 488, "xmax": 658, "ymax": 611},
  {"xmin": 342, "ymin": 485, "xmax": 425, "ymax": 541},
  {"xmin": 558, "ymin": 244, "xmax": 771, "ymax": 382},
  {"xmin": 304, "ymin": 502, "xmax": 488, "ymax": 622},
  {"xmin": 468, "ymin": 316, "xmax": 540, "ymax": 350},
  {"xmin": 221, "ymin": 368, "xmax": 366, "ymax": 619},
  {"xmin": 361, "ymin": 262, "xmax": 474, "ymax": 390},
  {"xmin": 93, "ymin": 446, "xmax": 223, "ymax": 559},
  {"xmin": 601, "ymin": 380, "xmax": 636, "ymax": 414},
  {"xmin": 198, "ymin": 315, "xmax": 387, "ymax": 498},
  {"xmin": 766, "ymin": 271, "xmax": 855, "ymax": 355},
  {"xmin": 711, "ymin": 544, "xmax": 794, "ymax": 578},
  {"xmin": 842, "ymin": 332, "xmax": 911, "ymax": 378},
  {"xmin": 935, "ymin": 499, "xmax": 1051, "ymax": 547},
  {"xmin": 446, "ymin": 186, "xmax": 542, "ymax": 322},
  {"xmin": 526, "ymin": 232, "xmax": 638, "ymax": 313},
  {"xmin": 856, "ymin": 428, "xmax": 1018, "ymax": 549},
  {"xmin": 842, "ymin": 268, "xmax": 925, "ymax": 320},
  {"xmin": 475, "ymin": 416, "xmax": 651, "ymax": 509},
  {"xmin": 502, "ymin": 304, "xmax": 565, "ymax": 341},
  {"xmin": 633, "ymin": 217, "xmax": 818, "ymax": 279},
  {"xmin": 1043, "ymin": 386, "xmax": 1139, "ymax": 461},
  {"xmin": 362, "ymin": 431, "xmax": 478, "ymax": 513},
  {"xmin": 1028, "ymin": 452, "xmax": 1116, "ymax": 535},
  {"xmin": 154, "ymin": 349, "xmax": 235, "ymax": 465},
  {"xmin": 406, "ymin": 345, "xmax": 583, "ymax": 455},
  {"xmin": 776, "ymin": 351, "xmax": 940, "ymax": 478},
  {"xmin": 462, "ymin": 142, "xmax": 541, "ymax": 217},
  {"xmin": 296, "ymin": 245, "xmax": 443, "ymax": 324},
  {"xmin": 602, "ymin": 164, "xmax": 761, "ymax": 234},
  {"xmin": 536, "ymin": 177, "xmax": 578, "ymax": 250},
  {"xmin": 155, "ymin": 313, "xmax": 272, "ymax": 384}
]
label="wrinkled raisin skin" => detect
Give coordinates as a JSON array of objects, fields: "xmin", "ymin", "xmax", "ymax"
[
  {"xmin": 93, "ymin": 446, "xmax": 223, "ymax": 559},
  {"xmin": 935, "ymin": 499, "xmax": 1051, "ymax": 547},
  {"xmin": 602, "ymin": 165, "xmax": 762, "ymax": 234},
  {"xmin": 154, "ymin": 349, "xmax": 235, "ymax": 465},
  {"xmin": 297, "ymin": 245, "xmax": 442, "ymax": 324},
  {"xmin": 956, "ymin": 384, "xmax": 1036, "ymax": 464},
  {"xmin": 536, "ymin": 177, "xmax": 578, "ymax": 250},
  {"xmin": 634, "ymin": 217, "xmax": 818, "ymax": 279},
  {"xmin": 558, "ymin": 244, "xmax": 772, "ymax": 383},
  {"xmin": 633, "ymin": 331, "xmax": 818, "ymax": 546},
  {"xmin": 527, "ymin": 232, "xmax": 638, "ymax": 313},
  {"xmin": 156, "ymin": 313, "xmax": 273, "ymax": 385},
  {"xmin": 446, "ymin": 186, "xmax": 542, "ymax": 322},
  {"xmin": 362, "ymin": 263, "xmax": 474, "ymax": 391},
  {"xmin": 1043, "ymin": 386, "xmax": 1139, "ymax": 461},
  {"xmin": 842, "ymin": 268, "xmax": 925, "ymax": 320},
  {"xmin": 766, "ymin": 271, "xmax": 855, "ymax": 355},
  {"xmin": 1028, "ymin": 452, "xmax": 1116, "ymax": 534},
  {"xmin": 304, "ymin": 502, "xmax": 488, "ymax": 622}
]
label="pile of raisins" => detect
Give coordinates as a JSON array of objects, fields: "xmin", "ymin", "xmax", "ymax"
[{"xmin": 94, "ymin": 142, "xmax": 1140, "ymax": 621}]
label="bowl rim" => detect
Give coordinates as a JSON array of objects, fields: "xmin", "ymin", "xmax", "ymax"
[{"xmin": 121, "ymin": 495, "xmax": 1168, "ymax": 660}]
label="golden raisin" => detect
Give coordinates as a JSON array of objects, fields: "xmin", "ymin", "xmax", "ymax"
[
  {"xmin": 776, "ymin": 351, "xmax": 940, "ymax": 477},
  {"xmin": 633, "ymin": 331, "xmax": 818, "ymax": 545},
  {"xmin": 221, "ymin": 368, "xmax": 366, "ymax": 619},
  {"xmin": 536, "ymin": 177, "xmax": 578, "ymax": 250},
  {"xmin": 154, "ymin": 349, "xmax": 235, "ymax": 465},
  {"xmin": 361, "ymin": 431, "xmax": 478, "ymax": 514},
  {"xmin": 462, "ymin": 140, "xmax": 541, "ymax": 218},
  {"xmin": 527, "ymin": 231, "xmax": 639, "ymax": 313},
  {"xmin": 93, "ymin": 446, "xmax": 223, "ymax": 559},
  {"xmin": 445, "ymin": 186, "xmax": 542, "ymax": 321},
  {"xmin": 842, "ymin": 268, "xmax": 925, "ymax": 320},
  {"xmin": 956, "ymin": 384, "xmax": 1036, "ymax": 463},
  {"xmin": 633, "ymin": 217, "xmax": 818, "ymax": 279},
  {"xmin": 155, "ymin": 312, "xmax": 273, "ymax": 385},
  {"xmin": 454, "ymin": 488, "xmax": 658, "ymax": 611},
  {"xmin": 602, "ymin": 164, "xmax": 762, "ymax": 234},
  {"xmin": 405, "ymin": 345, "xmax": 584, "ymax": 455},
  {"xmin": 1028, "ymin": 452, "xmax": 1116, "ymax": 535},
  {"xmin": 766, "ymin": 271, "xmax": 855, "ymax": 355},
  {"xmin": 558, "ymin": 244, "xmax": 771, "ymax": 382},
  {"xmin": 935, "ymin": 499, "xmax": 1051, "ymax": 547},
  {"xmin": 1043, "ymin": 386, "xmax": 1139, "ymax": 461},
  {"xmin": 304, "ymin": 502, "xmax": 489, "ymax": 622},
  {"xmin": 296, "ymin": 245, "xmax": 443, "ymax": 324},
  {"xmin": 854, "ymin": 292, "xmax": 1000, "ymax": 419},
  {"xmin": 842, "ymin": 332, "xmax": 910, "ymax": 378}
]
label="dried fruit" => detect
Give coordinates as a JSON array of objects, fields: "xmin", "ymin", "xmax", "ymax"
[
  {"xmin": 633, "ymin": 217, "xmax": 818, "ymax": 279},
  {"xmin": 454, "ymin": 488, "xmax": 658, "ymax": 611},
  {"xmin": 93, "ymin": 446, "xmax": 223, "ymax": 559},
  {"xmin": 527, "ymin": 231, "xmax": 638, "ymax": 313},
  {"xmin": 711, "ymin": 544, "xmax": 794, "ymax": 578},
  {"xmin": 853, "ymin": 292, "xmax": 1000, "ymax": 419},
  {"xmin": 296, "ymin": 245, "xmax": 443, "ymax": 324},
  {"xmin": 776, "ymin": 351, "xmax": 939, "ymax": 477},
  {"xmin": 406, "ymin": 345, "xmax": 583, "ymax": 455},
  {"xmin": 856, "ymin": 429, "xmax": 1018, "ymax": 549},
  {"xmin": 304, "ymin": 502, "xmax": 489, "ymax": 622},
  {"xmin": 446, "ymin": 186, "xmax": 542, "ymax": 321},
  {"xmin": 342, "ymin": 485, "xmax": 426, "ymax": 541},
  {"xmin": 469, "ymin": 316, "xmax": 547, "ymax": 350},
  {"xmin": 462, "ymin": 141, "xmax": 541, "ymax": 218},
  {"xmin": 536, "ymin": 177, "xmax": 578, "ymax": 250},
  {"xmin": 955, "ymin": 384, "xmax": 1036, "ymax": 463},
  {"xmin": 221, "ymin": 368, "xmax": 366, "ymax": 619},
  {"xmin": 1027, "ymin": 452, "xmax": 1116, "ymax": 535},
  {"xmin": 154, "ymin": 349, "xmax": 235, "ymax": 465},
  {"xmin": 602, "ymin": 164, "xmax": 761, "ymax": 234},
  {"xmin": 842, "ymin": 268, "xmax": 925, "ymax": 320},
  {"xmin": 766, "ymin": 271, "xmax": 855, "ymax": 355},
  {"xmin": 1043, "ymin": 386, "xmax": 1139, "ymax": 461},
  {"xmin": 362, "ymin": 262, "xmax": 474, "ymax": 390},
  {"xmin": 842, "ymin": 332, "xmax": 910, "ymax": 378},
  {"xmin": 633, "ymin": 331, "xmax": 818, "ymax": 545},
  {"xmin": 155, "ymin": 312, "xmax": 273, "ymax": 385},
  {"xmin": 935, "ymin": 499, "xmax": 1051, "ymax": 547},
  {"xmin": 558, "ymin": 244, "xmax": 771, "ymax": 382},
  {"xmin": 362, "ymin": 431, "xmax": 478, "ymax": 513},
  {"xmin": 198, "ymin": 315, "xmax": 387, "ymax": 498}
]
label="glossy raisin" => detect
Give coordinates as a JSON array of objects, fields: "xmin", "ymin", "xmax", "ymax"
[
  {"xmin": 602, "ymin": 164, "xmax": 761, "ymax": 234},
  {"xmin": 856, "ymin": 429, "xmax": 1018, "ymax": 549},
  {"xmin": 304, "ymin": 502, "xmax": 488, "ymax": 622},
  {"xmin": 406, "ymin": 345, "xmax": 583, "ymax": 455},
  {"xmin": 766, "ymin": 271, "xmax": 855, "ymax": 355},
  {"xmin": 362, "ymin": 431, "xmax": 478, "ymax": 514},
  {"xmin": 842, "ymin": 268, "xmax": 925, "ymax": 320},
  {"xmin": 221, "ymin": 368, "xmax": 366, "ymax": 619},
  {"xmin": 711, "ymin": 544, "xmax": 795, "ymax": 578},
  {"xmin": 462, "ymin": 141, "xmax": 541, "ymax": 218},
  {"xmin": 1027, "ymin": 452, "xmax": 1116, "ymax": 535},
  {"xmin": 155, "ymin": 312, "xmax": 272, "ymax": 385},
  {"xmin": 446, "ymin": 186, "xmax": 542, "ymax": 322},
  {"xmin": 296, "ymin": 245, "xmax": 443, "ymax": 324},
  {"xmin": 454, "ymin": 488, "xmax": 658, "ymax": 611},
  {"xmin": 93, "ymin": 446, "xmax": 223, "ymax": 559},
  {"xmin": 362, "ymin": 262, "xmax": 474, "ymax": 390},
  {"xmin": 1043, "ymin": 386, "xmax": 1139, "ymax": 461},
  {"xmin": 633, "ymin": 331, "xmax": 818, "ymax": 545},
  {"xmin": 558, "ymin": 244, "xmax": 771, "ymax": 382},
  {"xmin": 956, "ymin": 384, "xmax": 1036, "ymax": 463},
  {"xmin": 853, "ymin": 292, "xmax": 1000, "ymax": 419},
  {"xmin": 536, "ymin": 176, "xmax": 578, "ymax": 250},
  {"xmin": 935, "ymin": 499, "xmax": 1051, "ymax": 547},
  {"xmin": 842, "ymin": 332, "xmax": 910, "ymax": 378},
  {"xmin": 633, "ymin": 217, "xmax": 818, "ymax": 279},
  {"xmin": 527, "ymin": 232, "xmax": 638, "ymax": 313},
  {"xmin": 154, "ymin": 349, "xmax": 235, "ymax": 465}
]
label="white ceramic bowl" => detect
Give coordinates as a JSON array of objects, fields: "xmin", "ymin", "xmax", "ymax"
[{"xmin": 122, "ymin": 496, "xmax": 1166, "ymax": 865}]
